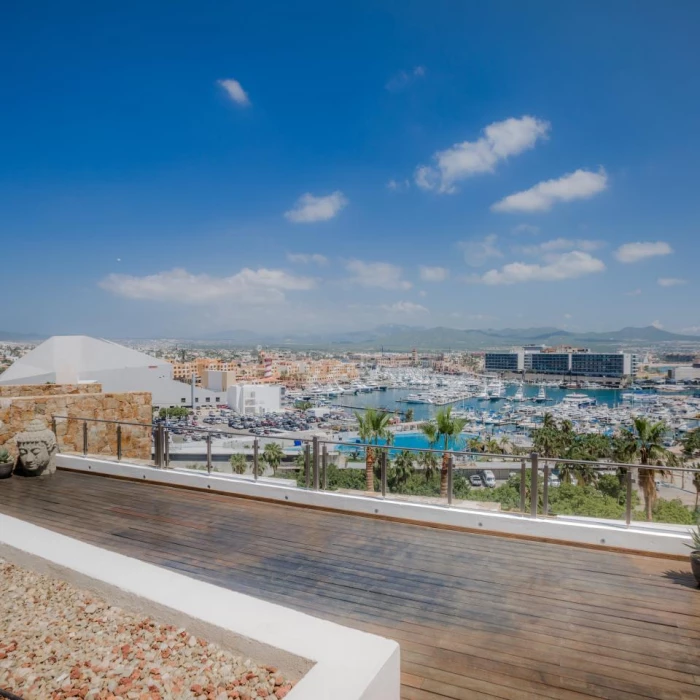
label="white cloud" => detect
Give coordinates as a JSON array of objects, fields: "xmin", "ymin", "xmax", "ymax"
[
  {"xmin": 99, "ymin": 268, "xmax": 315, "ymax": 304},
  {"xmin": 512, "ymin": 223, "xmax": 540, "ymax": 235},
  {"xmin": 381, "ymin": 301, "xmax": 428, "ymax": 314},
  {"xmin": 419, "ymin": 266, "xmax": 449, "ymax": 282},
  {"xmin": 625, "ymin": 288, "xmax": 642, "ymax": 296},
  {"xmin": 657, "ymin": 277, "xmax": 687, "ymax": 287},
  {"xmin": 284, "ymin": 191, "xmax": 348, "ymax": 223},
  {"xmin": 651, "ymin": 320, "xmax": 664, "ymax": 329},
  {"xmin": 614, "ymin": 241, "xmax": 673, "ymax": 263},
  {"xmin": 682, "ymin": 326, "xmax": 700, "ymax": 334},
  {"xmin": 387, "ymin": 179, "xmax": 410, "ymax": 192},
  {"xmin": 492, "ymin": 168, "xmax": 608, "ymax": 213},
  {"xmin": 473, "ymin": 251, "xmax": 605, "ymax": 285},
  {"xmin": 516, "ymin": 238, "xmax": 603, "ymax": 255},
  {"xmin": 457, "ymin": 234, "xmax": 502, "ymax": 267},
  {"xmin": 217, "ymin": 79, "xmax": 250, "ymax": 107},
  {"xmin": 385, "ymin": 66, "xmax": 426, "ymax": 92},
  {"xmin": 287, "ymin": 253, "xmax": 328, "ymax": 266},
  {"xmin": 564, "ymin": 313, "xmax": 572, "ymax": 319},
  {"xmin": 415, "ymin": 116, "xmax": 550, "ymax": 194},
  {"xmin": 345, "ymin": 260, "xmax": 411, "ymax": 290}
]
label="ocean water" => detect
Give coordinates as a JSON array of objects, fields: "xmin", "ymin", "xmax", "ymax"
[{"xmin": 334, "ymin": 385, "xmax": 629, "ymax": 423}]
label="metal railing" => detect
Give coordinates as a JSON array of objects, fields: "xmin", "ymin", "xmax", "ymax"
[{"xmin": 52, "ymin": 414, "xmax": 700, "ymax": 529}]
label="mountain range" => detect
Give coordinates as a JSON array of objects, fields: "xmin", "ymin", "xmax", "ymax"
[{"xmin": 194, "ymin": 325, "xmax": 700, "ymax": 351}]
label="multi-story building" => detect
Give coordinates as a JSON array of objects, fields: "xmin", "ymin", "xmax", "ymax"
[
  {"xmin": 485, "ymin": 348, "xmax": 638, "ymax": 378},
  {"xmin": 570, "ymin": 353, "xmax": 636, "ymax": 377},
  {"xmin": 484, "ymin": 352, "xmax": 524, "ymax": 372},
  {"xmin": 530, "ymin": 353, "xmax": 572, "ymax": 374}
]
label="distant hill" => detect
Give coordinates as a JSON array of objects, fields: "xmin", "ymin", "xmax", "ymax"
[
  {"xmin": 0, "ymin": 331, "xmax": 45, "ymax": 342},
  {"xmin": 194, "ymin": 324, "xmax": 700, "ymax": 351}
]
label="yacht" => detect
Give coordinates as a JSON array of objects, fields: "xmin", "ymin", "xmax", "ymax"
[
  {"xmin": 562, "ymin": 393, "xmax": 597, "ymax": 408},
  {"xmin": 488, "ymin": 380, "xmax": 505, "ymax": 401},
  {"xmin": 533, "ymin": 385, "xmax": 547, "ymax": 403},
  {"xmin": 512, "ymin": 383, "xmax": 526, "ymax": 402}
]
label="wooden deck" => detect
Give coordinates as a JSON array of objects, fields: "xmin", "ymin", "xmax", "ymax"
[{"xmin": 1, "ymin": 470, "xmax": 699, "ymax": 700}]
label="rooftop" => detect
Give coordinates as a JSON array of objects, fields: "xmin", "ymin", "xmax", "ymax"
[{"xmin": 1, "ymin": 470, "xmax": 698, "ymax": 700}]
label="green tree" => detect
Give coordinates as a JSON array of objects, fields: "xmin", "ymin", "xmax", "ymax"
[
  {"xmin": 391, "ymin": 450, "xmax": 415, "ymax": 490},
  {"xmin": 542, "ymin": 412, "xmax": 557, "ymax": 429},
  {"xmin": 355, "ymin": 409, "xmax": 391, "ymax": 492},
  {"xmin": 229, "ymin": 453, "xmax": 247, "ymax": 475},
  {"xmin": 420, "ymin": 407, "xmax": 467, "ymax": 497},
  {"xmin": 262, "ymin": 442, "xmax": 285, "ymax": 476},
  {"xmin": 624, "ymin": 417, "xmax": 671, "ymax": 521},
  {"xmin": 404, "ymin": 408, "xmax": 415, "ymax": 423},
  {"xmin": 295, "ymin": 400, "xmax": 313, "ymax": 410},
  {"xmin": 416, "ymin": 448, "xmax": 439, "ymax": 482}
]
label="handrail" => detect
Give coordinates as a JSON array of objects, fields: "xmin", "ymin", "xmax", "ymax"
[{"xmin": 52, "ymin": 413, "xmax": 700, "ymax": 474}]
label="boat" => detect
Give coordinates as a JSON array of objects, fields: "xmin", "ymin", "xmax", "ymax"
[
  {"xmin": 488, "ymin": 380, "xmax": 505, "ymax": 401},
  {"xmin": 512, "ymin": 384, "xmax": 526, "ymax": 402},
  {"xmin": 533, "ymin": 385, "xmax": 547, "ymax": 403},
  {"xmin": 561, "ymin": 393, "xmax": 597, "ymax": 408}
]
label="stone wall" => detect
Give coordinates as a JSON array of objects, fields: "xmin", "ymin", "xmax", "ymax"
[
  {"xmin": 0, "ymin": 384, "xmax": 103, "ymax": 397},
  {"xmin": 0, "ymin": 387, "xmax": 152, "ymax": 462}
]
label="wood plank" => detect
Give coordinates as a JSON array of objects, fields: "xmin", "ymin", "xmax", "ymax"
[{"xmin": 1, "ymin": 471, "xmax": 698, "ymax": 700}]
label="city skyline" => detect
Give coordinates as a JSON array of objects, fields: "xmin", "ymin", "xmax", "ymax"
[{"xmin": 2, "ymin": 2, "xmax": 699, "ymax": 336}]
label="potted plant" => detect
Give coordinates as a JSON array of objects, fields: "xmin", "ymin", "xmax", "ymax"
[
  {"xmin": 0, "ymin": 448, "xmax": 13, "ymax": 479},
  {"xmin": 688, "ymin": 523, "xmax": 700, "ymax": 587}
]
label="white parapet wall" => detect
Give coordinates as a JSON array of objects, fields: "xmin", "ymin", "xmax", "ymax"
[
  {"xmin": 0, "ymin": 514, "xmax": 400, "ymax": 700},
  {"xmin": 56, "ymin": 453, "xmax": 695, "ymax": 557}
]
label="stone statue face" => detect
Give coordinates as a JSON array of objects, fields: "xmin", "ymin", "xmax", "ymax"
[
  {"xmin": 18, "ymin": 442, "xmax": 51, "ymax": 474},
  {"xmin": 14, "ymin": 418, "xmax": 58, "ymax": 477}
]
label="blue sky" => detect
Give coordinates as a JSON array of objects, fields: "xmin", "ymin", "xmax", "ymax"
[{"xmin": 2, "ymin": 1, "xmax": 699, "ymax": 337}]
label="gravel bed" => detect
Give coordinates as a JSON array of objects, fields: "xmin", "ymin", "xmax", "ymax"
[{"xmin": 0, "ymin": 560, "xmax": 295, "ymax": 699}]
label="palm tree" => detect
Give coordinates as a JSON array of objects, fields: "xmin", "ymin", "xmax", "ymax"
[
  {"xmin": 560, "ymin": 419, "xmax": 574, "ymax": 434},
  {"xmin": 542, "ymin": 412, "xmax": 556, "ymax": 429},
  {"xmin": 355, "ymin": 409, "xmax": 391, "ymax": 491},
  {"xmin": 392, "ymin": 450, "xmax": 415, "ymax": 490},
  {"xmin": 229, "ymin": 453, "xmax": 247, "ymax": 475},
  {"xmin": 404, "ymin": 408, "xmax": 415, "ymax": 423},
  {"xmin": 467, "ymin": 436, "xmax": 484, "ymax": 453},
  {"xmin": 625, "ymin": 417, "xmax": 671, "ymax": 521},
  {"xmin": 262, "ymin": 442, "xmax": 285, "ymax": 476},
  {"xmin": 416, "ymin": 448, "xmax": 439, "ymax": 482},
  {"xmin": 421, "ymin": 407, "xmax": 467, "ymax": 497}
]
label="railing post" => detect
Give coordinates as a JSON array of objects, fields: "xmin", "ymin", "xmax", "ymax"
[
  {"xmin": 380, "ymin": 449, "xmax": 387, "ymax": 498},
  {"xmin": 206, "ymin": 434, "xmax": 212, "ymax": 474},
  {"xmin": 520, "ymin": 458, "xmax": 526, "ymax": 513},
  {"xmin": 447, "ymin": 455, "xmax": 454, "ymax": 506},
  {"xmin": 156, "ymin": 424, "xmax": 165, "ymax": 467},
  {"xmin": 625, "ymin": 467, "xmax": 633, "ymax": 527},
  {"xmin": 304, "ymin": 443, "xmax": 311, "ymax": 488},
  {"xmin": 253, "ymin": 438, "xmax": 259, "ymax": 480},
  {"xmin": 322, "ymin": 444, "xmax": 328, "ymax": 490},
  {"xmin": 312, "ymin": 436, "xmax": 320, "ymax": 490},
  {"xmin": 542, "ymin": 461, "xmax": 550, "ymax": 516},
  {"xmin": 116, "ymin": 425, "xmax": 122, "ymax": 461},
  {"xmin": 82, "ymin": 421, "xmax": 88, "ymax": 456},
  {"xmin": 530, "ymin": 452, "xmax": 539, "ymax": 518},
  {"xmin": 164, "ymin": 428, "xmax": 170, "ymax": 467}
]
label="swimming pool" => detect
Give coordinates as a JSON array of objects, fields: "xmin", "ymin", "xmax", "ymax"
[{"xmin": 336, "ymin": 431, "xmax": 475, "ymax": 453}]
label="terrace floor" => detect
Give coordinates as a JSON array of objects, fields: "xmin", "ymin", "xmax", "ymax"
[{"xmin": 1, "ymin": 470, "xmax": 699, "ymax": 700}]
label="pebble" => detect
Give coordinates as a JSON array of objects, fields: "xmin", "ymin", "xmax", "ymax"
[{"xmin": 0, "ymin": 560, "xmax": 295, "ymax": 699}]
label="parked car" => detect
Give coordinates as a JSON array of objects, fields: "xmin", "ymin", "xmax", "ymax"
[
  {"xmin": 479, "ymin": 470, "xmax": 497, "ymax": 488},
  {"xmin": 469, "ymin": 474, "xmax": 483, "ymax": 487}
]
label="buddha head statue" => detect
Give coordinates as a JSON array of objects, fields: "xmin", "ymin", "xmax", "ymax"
[{"xmin": 14, "ymin": 419, "xmax": 58, "ymax": 477}]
